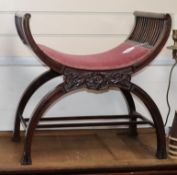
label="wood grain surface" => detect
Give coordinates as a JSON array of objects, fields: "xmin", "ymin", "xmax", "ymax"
[{"xmin": 0, "ymin": 128, "xmax": 176, "ymax": 174}]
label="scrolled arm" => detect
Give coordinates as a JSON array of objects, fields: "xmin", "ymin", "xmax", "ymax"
[
  {"xmin": 15, "ymin": 12, "xmax": 63, "ymax": 72},
  {"xmin": 15, "ymin": 12, "xmax": 31, "ymax": 45}
]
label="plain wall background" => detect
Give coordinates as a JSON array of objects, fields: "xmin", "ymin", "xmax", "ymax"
[{"xmin": 0, "ymin": 0, "xmax": 176, "ymax": 130}]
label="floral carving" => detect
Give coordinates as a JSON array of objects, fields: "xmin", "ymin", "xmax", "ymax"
[{"xmin": 63, "ymin": 68, "xmax": 132, "ymax": 91}]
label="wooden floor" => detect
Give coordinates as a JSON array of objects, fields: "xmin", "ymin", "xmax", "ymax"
[{"xmin": 0, "ymin": 128, "xmax": 177, "ymax": 174}]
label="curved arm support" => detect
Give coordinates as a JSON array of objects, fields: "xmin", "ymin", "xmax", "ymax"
[
  {"xmin": 21, "ymin": 83, "xmax": 67, "ymax": 165},
  {"xmin": 12, "ymin": 69, "xmax": 59, "ymax": 142},
  {"xmin": 130, "ymin": 83, "xmax": 166, "ymax": 159}
]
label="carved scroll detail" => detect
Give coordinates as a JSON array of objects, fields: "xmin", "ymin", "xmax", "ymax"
[{"xmin": 63, "ymin": 68, "xmax": 132, "ymax": 91}]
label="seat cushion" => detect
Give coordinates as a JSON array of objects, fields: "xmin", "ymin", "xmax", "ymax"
[{"xmin": 38, "ymin": 41, "xmax": 151, "ymax": 70}]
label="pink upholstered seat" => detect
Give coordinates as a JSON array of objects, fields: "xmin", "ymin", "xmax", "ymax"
[{"xmin": 38, "ymin": 41, "xmax": 151, "ymax": 70}]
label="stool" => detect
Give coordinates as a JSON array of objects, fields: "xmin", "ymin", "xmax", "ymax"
[{"xmin": 12, "ymin": 11, "xmax": 171, "ymax": 165}]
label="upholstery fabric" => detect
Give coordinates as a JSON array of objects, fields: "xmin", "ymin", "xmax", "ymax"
[{"xmin": 38, "ymin": 41, "xmax": 151, "ymax": 70}]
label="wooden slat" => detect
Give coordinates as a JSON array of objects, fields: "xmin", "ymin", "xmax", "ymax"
[
  {"xmin": 24, "ymin": 115, "xmax": 131, "ymax": 121},
  {"xmin": 36, "ymin": 121, "xmax": 150, "ymax": 129}
]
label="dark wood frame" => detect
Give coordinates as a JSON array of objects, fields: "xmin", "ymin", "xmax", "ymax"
[{"xmin": 12, "ymin": 11, "xmax": 171, "ymax": 165}]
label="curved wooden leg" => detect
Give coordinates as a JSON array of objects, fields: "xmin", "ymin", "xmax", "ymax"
[
  {"xmin": 130, "ymin": 83, "xmax": 166, "ymax": 159},
  {"xmin": 22, "ymin": 83, "xmax": 66, "ymax": 165},
  {"xmin": 121, "ymin": 89, "xmax": 137, "ymax": 137},
  {"xmin": 12, "ymin": 69, "xmax": 59, "ymax": 142}
]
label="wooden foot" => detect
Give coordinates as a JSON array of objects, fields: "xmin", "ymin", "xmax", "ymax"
[
  {"xmin": 21, "ymin": 153, "xmax": 32, "ymax": 165},
  {"xmin": 11, "ymin": 134, "xmax": 21, "ymax": 142},
  {"xmin": 156, "ymin": 146, "xmax": 167, "ymax": 159},
  {"xmin": 128, "ymin": 129, "xmax": 138, "ymax": 137}
]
